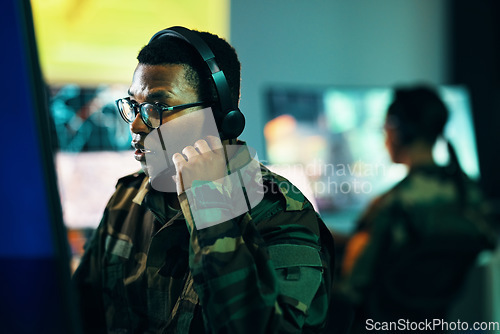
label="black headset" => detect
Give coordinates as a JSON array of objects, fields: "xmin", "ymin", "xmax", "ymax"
[{"xmin": 148, "ymin": 26, "xmax": 245, "ymax": 140}]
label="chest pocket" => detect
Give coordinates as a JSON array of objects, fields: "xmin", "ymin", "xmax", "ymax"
[
  {"xmin": 105, "ymin": 235, "xmax": 133, "ymax": 263},
  {"xmin": 268, "ymin": 244, "xmax": 324, "ymax": 313}
]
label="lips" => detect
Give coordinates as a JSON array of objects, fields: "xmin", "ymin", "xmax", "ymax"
[{"xmin": 132, "ymin": 141, "xmax": 146, "ymax": 162}]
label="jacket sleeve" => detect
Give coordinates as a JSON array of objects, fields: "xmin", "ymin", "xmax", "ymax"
[
  {"xmin": 178, "ymin": 181, "xmax": 334, "ymax": 333},
  {"xmin": 72, "ymin": 217, "xmax": 108, "ymax": 334},
  {"xmin": 339, "ymin": 201, "xmax": 395, "ymax": 306}
]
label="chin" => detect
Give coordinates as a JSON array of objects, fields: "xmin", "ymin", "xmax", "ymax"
[{"xmin": 140, "ymin": 161, "xmax": 150, "ymax": 177}]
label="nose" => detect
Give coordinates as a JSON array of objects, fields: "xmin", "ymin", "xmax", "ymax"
[{"xmin": 130, "ymin": 113, "xmax": 150, "ymax": 134}]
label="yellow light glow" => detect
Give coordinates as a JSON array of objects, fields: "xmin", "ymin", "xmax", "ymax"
[{"xmin": 31, "ymin": 0, "xmax": 230, "ymax": 85}]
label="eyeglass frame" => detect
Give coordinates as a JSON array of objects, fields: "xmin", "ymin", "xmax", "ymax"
[{"xmin": 115, "ymin": 97, "xmax": 210, "ymax": 129}]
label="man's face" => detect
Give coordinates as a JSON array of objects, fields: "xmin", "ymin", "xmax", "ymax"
[{"xmin": 128, "ymin": 63, "xmax": 201, "ymax": 173}]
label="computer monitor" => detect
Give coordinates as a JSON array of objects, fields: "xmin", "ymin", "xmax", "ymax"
[{"xmin": 1, "ymin": 0, "xmax": 81, "ymax": 332}]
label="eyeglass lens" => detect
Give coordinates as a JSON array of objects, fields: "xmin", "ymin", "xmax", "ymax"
[
  {"xmin": 141, "ymin": 104, "xmax": 161, "ymax": 128},
  {"xmin": 119, "ymin": 100, "xmax": 135, "ymax": 123},
  {"xmin": 119, "ymin": 99, "xmax": 162, "ymax": 129}
]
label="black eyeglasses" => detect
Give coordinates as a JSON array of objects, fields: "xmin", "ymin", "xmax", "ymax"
[{"xmin": 115, "ymin": 97, "xmax": 208, "ymax": 129}]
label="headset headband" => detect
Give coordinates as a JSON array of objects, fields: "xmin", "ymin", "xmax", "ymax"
[{"xmin": 148, "ymin": 26, "xmax": 245, "ymax": 139}]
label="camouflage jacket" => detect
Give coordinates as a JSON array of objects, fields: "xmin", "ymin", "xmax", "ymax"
[
  {"xmin": 73, "ymin": 159, "xmax": 335, "ymax": 333},
  {"xmin": 342, "ymin": 163, "xmax": 496, "ymax": 320}
]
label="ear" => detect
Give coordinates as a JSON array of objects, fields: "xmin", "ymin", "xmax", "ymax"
[
  {"xmin": 385, "ymin": 127, "xmax": 400, "ymax": 147},
  {"xmin": 385, "ymin": 128, "xmax": 403, "ymax": 162}
]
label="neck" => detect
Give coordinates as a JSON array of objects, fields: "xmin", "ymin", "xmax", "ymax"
[
  {"xmin": 400, "ymin": 141, "xmax": 434, "ymax": 168},
  {"xmin": 165, "ymin": 192, "xmax": 181, "ymax": 210}
]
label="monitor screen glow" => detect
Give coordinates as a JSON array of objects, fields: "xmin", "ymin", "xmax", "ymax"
[{"xmin": 265, "ymin": 86, "xmax": 480, "ymax": 224}]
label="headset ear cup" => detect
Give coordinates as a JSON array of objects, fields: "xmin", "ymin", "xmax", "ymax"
[
  {"xmin": 152, "ymin": 27, "xmax": 245, "ymax": 139},
  {"xmin": 220, "ymin": 109, "xmax": 245, "ymax": 140}
]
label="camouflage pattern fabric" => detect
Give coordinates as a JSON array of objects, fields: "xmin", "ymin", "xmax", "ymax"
[
  {"xmin": 340, "ymin": 164, "xmax": 496, "ymax": 323},
  {"xmin": 73, "ymin": 144, "xmax": 335, "ymax": 334}
]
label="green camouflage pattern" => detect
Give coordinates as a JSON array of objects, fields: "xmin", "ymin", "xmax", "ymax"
[
  {"xmin": 341, "ymin": 164, "xmax": 496, "ymax": 320},
  {"xmin": 73, "ymin": 150, "xmax": 335, "ymax": 333}
]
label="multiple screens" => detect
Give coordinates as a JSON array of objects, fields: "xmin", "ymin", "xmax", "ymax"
[
  {"xmin": 53, "ymin": 84, "xmax": 481, "ymax": 232},
  {"xmin": 265, "ymin": 86, "xmax": 479, "ymax": 228}
]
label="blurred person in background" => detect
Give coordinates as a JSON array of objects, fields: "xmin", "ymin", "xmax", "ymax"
[{"xmin": 337, "ymin": 85, "xmax": 496, "ymax": 332}]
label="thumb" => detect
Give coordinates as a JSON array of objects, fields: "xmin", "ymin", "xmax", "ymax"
[
  {"xmin": 173, "ymin": 172, "xmax": 184, "ymax": 195},
  {"xmin": 172, "ymin": 153, "xmax": 186, "ymax": 194}
]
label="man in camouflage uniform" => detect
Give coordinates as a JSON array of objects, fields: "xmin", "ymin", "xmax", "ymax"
[
  {"xmin": 73, "ymin": 27, "xmax": 335, "ymax": 333},
  {"xmin": 339, "ymin": 86, "xmax": 496, "ymax": 331}
]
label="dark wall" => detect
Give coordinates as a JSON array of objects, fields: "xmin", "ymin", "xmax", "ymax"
[
  {"xmin": 231, "ymin": 0, "xmax": 450, "ymax": 159},
  {"xmin": 450, "ymin": 0, "xmax": 500, "ymax": 202}
]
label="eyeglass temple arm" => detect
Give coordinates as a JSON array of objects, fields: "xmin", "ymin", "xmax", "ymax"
[{"xmin": 156, "ymin": 126, "xmax": 171, "ymax": 169}]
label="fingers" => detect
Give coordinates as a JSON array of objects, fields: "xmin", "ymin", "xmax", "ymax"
[
  {"xmin": 194, "ymin": 139, "xmax": 212, "ymax": 155},
  {"xmin": 205, "ymin": 135, "xmax": 223, "ymax": 151},
  {"xmin": 182, "ymin": 146, "xmax": 198, "ymax": 160},
  {"xmin": 172, "ymin": 152, "xmax": 187, "ymax": 169},
  {"xmin": 181, "ymin": 136, "xmax": 224, "ymax": 160},
  {"xmin": 172, "ymin": 136, "xmax": 227, "ymax": 194}
]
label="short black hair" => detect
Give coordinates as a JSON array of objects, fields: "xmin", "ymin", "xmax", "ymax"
[
  {"xmin": 137, "ymin": 30, "xmax": 241, "ymax": 113},
  {"xmin": 386, "ymin": 85, "xmax": 449, "ymax": 145}
]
